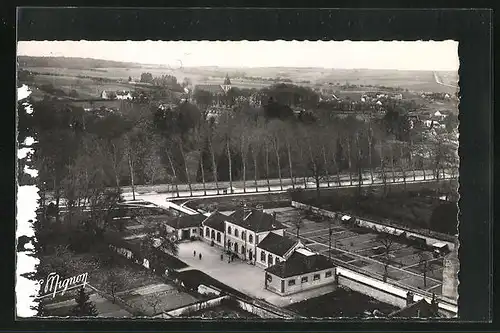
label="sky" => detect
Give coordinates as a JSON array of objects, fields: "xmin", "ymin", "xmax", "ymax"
[{"xmin": 17, "ymin": 40, "xmax": 459, "ymax": 71}]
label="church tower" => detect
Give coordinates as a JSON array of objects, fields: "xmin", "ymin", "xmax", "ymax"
[{"xmin": 221, "ymin": 73, "xmax": 232, "ymax": 93}]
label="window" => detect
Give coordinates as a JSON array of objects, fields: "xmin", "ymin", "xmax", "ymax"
[
  {"xmin": 242, "ymin": 246, "xmax": 245, "ymax": 254},
  {"xmin": 325, "ymin": 271, "xmax": 332, "ymax": 278},
  {"xmin": 211, "ymin": 230, "xmax": 215, "ymax": 239},
  {"xmin": 268, "ymin": 254, "xmax": 273, "ymax": 265},
  {"xmin": 261, "ymin": 251, "xmax": 266, "ymax": 262},
  {"xmin": 276, "ymin": 258, "xmax": 281, "ymax": 263},
  {"xmin": 192, "ymin": 228, "xmax": 197, "ymax": 234},
  {"xmin": 205, "ymin": 228, "xmax": 209, "ymax": 237},
  {"xmin": 241, "ymin": 231, "xmax": 246, "ymax": 240},
  {"xmin": 301, "ymin": 276, "xmax": 308, "ymax": 283},
  {"xmin": 288, "ymin": 279, "xmax": 296, "ymax": 286},
  {"xmin": 249, "ymin": 234, "xmax": 253, "ymax": 244},
  {"xmin": 313, "ymin": 274, "xmax": 320, "ymax": 281},
  {"xmin": 235, "ymin": 229, "xmax": 239, "ymax": 237},
  {"xmin": 227, "ymin": 226, "xmax": 232, "ymax": 235},
  {"xmin": 234, "ymin": 243, "xmax": 239, "ymax": 252},
  {"xmin": 217, "ymin": 232, "xmax": 221, "ymax": 242}
]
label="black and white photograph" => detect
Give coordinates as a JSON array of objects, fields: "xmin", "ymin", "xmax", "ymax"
[{"xmin": 17, "ymin": 38, "xmax": 460, "ymax": 320}]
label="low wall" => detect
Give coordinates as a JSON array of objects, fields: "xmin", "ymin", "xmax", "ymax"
[
  {"xmin": 178, "ymin": 192, "xmax": 291, "ymax": 211},
  {"xmin": 235, "ymin": 298, "xmax": 294, "ymax": 319},
  {"xmin": 155, "ymin": 294, "xmax": 292, "ymax": 319},
  {"xmin": 336, "ymin": 267, "xmax": 457, "ymax": 317},
  {"xmin": 291, "ymin": 201, "xmax": 455, "ymax": 250},
  {"xmin": 162, "ymin": 295, "xmax": 228, "ymax": 317}
]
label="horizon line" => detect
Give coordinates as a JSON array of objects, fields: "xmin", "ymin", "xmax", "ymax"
[{"xmin": 17, "ymin": 55, "xmax": 458, "ymax": 72}]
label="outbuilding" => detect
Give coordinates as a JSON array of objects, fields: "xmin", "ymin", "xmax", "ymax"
[
  {"xmin": 164, "ymin": 214, "xmax": 206, "ymax": 240},
  {"xmin": 264, "ymin": 248, "xmax": 336, "ymax": 296}
]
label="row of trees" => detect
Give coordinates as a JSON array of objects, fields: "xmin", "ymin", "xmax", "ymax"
[{"xmin": 21, "ymin": 80, "xmax": 458, "ymax": 229}]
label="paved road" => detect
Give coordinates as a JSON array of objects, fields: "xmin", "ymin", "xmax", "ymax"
[
  {"xmin": 122, "ymin": 169, "xmax": 456, "ymax": 200},
  {"xmin": 433, "ymin": 72, "xmax": 458, "ymax": 89}
]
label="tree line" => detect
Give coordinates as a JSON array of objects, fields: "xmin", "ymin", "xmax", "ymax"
[{"xmin": 19, "ymin": 82, "xmax": 458, "ymax": 228}]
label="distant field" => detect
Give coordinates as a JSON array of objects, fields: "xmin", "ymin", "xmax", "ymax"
[
  {"xmin": 27, "ymin": 70, "xmax": 155, "ymax": 99},
  {"xmin": 21, "ymin": 64, "xmax": 457, "ymax": 94}
]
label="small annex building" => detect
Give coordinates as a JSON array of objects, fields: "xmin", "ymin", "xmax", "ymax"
[
  {"xmin": 264, "ymin": 248, "xmax": 336, "ymax": 296},
  {"xmin": 164, "ymin": 214, "xmax": 206, "ymax": 241}
]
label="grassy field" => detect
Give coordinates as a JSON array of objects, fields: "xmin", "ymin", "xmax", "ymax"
[{"xmin": 21, "ymin": 63, "xmax": 457, "ymax": 94}]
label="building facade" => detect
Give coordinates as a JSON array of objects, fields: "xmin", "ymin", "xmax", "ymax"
[
  {"xmin": 226, "ymin": 208, "xmax": 286, "ymax": 262},
  {"xmin": 201, "ymin": 212, "xmax": 228, "ymax": 247},
  {"xmin": 264, "ymin": 248, "xmax": 337, "ymax": 296},
  {"xmin": 164, "ymin": 214, "xmax": 206, "ymax": 240},
  {"xmin": 255, "ymin": 232, "xmax": 303, "ymax": 269}
]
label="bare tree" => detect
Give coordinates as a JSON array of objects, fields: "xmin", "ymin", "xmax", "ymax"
[
  {"xmin": 106, "ymin": 271, "xmax": 125, "ymax": 304},
  {"xmin": 208, "ymin": 132, "xmax": 219, "ymax": 193},
  {"xmin": 293, "ymin": 211, "xmax": 305, "ymax": 240},
  {"xmin": 226, "ymin": 134, "xmax": 233, "ymax": 193},
  {"xmin": 146, "ymin": 292, "xmax": 163, "ymax": 315},
  {"xmin": 416, "ymin": 251, "xmax": 439, "ymax": 289},
  {"xmin": 272, "ymin": 134, "xmax": 283, "ymax": 191},
  {"xmin": 285, "ymin": 130, "xmax": 295, "ymax": 189},
  {"xmin": 389, "ymin": 143, "xmax": 396, "ymax": 183},
  {"xmin": 143, "ymin": 143, "xmax": 166, "ymax": 186},
  {"xmin": 344, "ymin": 136, "xmax": 354, "ymax": 186},
  {"xmin": 367, "ymin": 123, "xmax": 375, "ymax": 184},
  {"xmin": 322, "ymin": 145, "xmax": 330, "ymax": 187},
  {"xmin": 177, "ymin": 137, "xmax": 193, "ymax": 196},
  {"xmin": 165, "ymin": 147, "xmax": 180, "ymax": 197},
  {"xmin": 376, "ymin": 229, "xmax": 397, "ymax": 282},
  {"xmin": 264, "ymin": 138, "xmax": 271, "ymax": 192}
]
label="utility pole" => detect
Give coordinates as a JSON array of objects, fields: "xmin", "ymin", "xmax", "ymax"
[{"xmin": 328, "ymin": 220, "xmax": 333, "ymax": 261}]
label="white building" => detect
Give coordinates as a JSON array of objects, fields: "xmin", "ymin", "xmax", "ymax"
[
  {"xmin": 225, "ymin": 208, "xmax": 286, "ymax": 262},
  {"xmin": 264, "ymin": 248, "xmax": 336, "ymax": 296},
  {"xmin": 116, "ymin": 91, "xmax": 133, "ymax": 100},
  {"xmin": 255, "ymin": 232, "xmax": 304, "ymax": 269},
  {"xmin": 202, "ymin": 211, "xmax": 229, "ymax": 247},
  {"xmin": 164, "ymin": 214, "xmax": 206, "ymax": 241}
]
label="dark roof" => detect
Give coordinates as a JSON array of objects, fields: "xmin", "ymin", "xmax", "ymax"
[
  {"xmin": 165, "ymin": 214, "xmax": 206, "ymax": 229},
  {"xmin": 202, "ymin": 212, "xmax": 234, "ymax": 232},
  {"xmin": 265, "ymin": 251, "xmax": 335, "ymax": 278},
  {"xmin": 229, "ymin": 208, "xmax": 285, "ymax": 233},
  {"xmin": 257, "ymin": 232, "xmax": 298, "ymax": 257},
  {"xmin": 195, "ymin": 84, "xmax": 224, "ymax": 94},
  {"xmin": 388, "ymin": 299, "xmax": 439, "ymax": 318}
]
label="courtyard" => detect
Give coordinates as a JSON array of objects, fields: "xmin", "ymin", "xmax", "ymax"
[{"xmin": 176, "ymin": 241, "xmax": 336, "ymax": 307}]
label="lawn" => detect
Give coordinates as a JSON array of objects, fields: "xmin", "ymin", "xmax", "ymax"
[{"xmin": 286, "ymin": 287, "xmax": 397, "ymax": 318}]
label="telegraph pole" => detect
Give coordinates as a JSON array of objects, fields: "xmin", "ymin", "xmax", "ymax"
[{"xmin": 328, "ymin": 218, "xmax": 333, "ymax": 260}]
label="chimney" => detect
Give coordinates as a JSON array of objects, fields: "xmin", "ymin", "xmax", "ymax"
[
  {"xmin": 406, "ymin": 291, "xmax": 414, "ymax": 306},
  {"xmin": 305, "ymin": 256, "xmax": 313, "ymax": 271}
]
